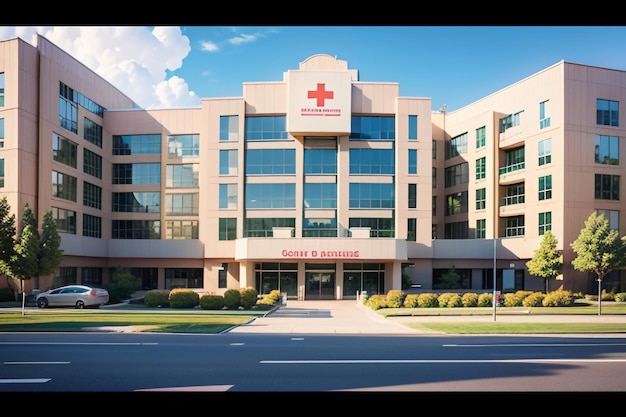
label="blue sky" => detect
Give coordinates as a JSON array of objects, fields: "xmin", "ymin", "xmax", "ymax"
[{"xmin": 2, "ymin": 26, "xmax": 626, "ymax": 112}]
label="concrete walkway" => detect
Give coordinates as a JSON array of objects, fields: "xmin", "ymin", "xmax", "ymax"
[{"xmin": 226, "ymin": 299, "xmax": 626, "ymax": 335}]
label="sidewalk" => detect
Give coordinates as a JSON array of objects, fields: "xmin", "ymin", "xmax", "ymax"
[{"xmin": 226, "ymin": 299, "xmax": 626, "ymax": 335}]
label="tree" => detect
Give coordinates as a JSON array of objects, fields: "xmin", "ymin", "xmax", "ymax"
[
  {"xmin": 8, "ymin": 204, "xmax": 39, "ymax": 294},
  {"xmin": 571, "ymin": 212, "xmax": 626, "ymax": 315},
  {"xmin": 108, "ymin": 266, "xmax": 140, "ymax": 304},
  {"xmin": 0, "ymin": 197, "xmax": 17, "ymax": 298},
  {"xmin": 36, "ymin": 210, "xmax": 64, "ymax": 289},
  {"xmin": 525, "ymin": 230, "xmax": 563, "ymax": 293}
]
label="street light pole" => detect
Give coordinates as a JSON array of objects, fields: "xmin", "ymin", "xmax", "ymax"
[{"xmin": 493, "ymin": 238, "xmax": 497, "ymax": 321}]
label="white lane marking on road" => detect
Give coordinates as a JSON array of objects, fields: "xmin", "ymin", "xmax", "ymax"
[
  {"xmin": 443, "ymin": 343, "xmax": 626, "ymax": 347},
  {"xmin": 291, "ymin": 338, "xmax": 304, "ymax": 340},
  {"xmin": 4, "ymin": 361, "xmax": 69, "ymax": 365},
  {"xmin": 0, "ymin": 379, "xmax": 50, "ymax": 384},
  {"xmin": 230, "ymin": 343, "xmax": 245, "ymax": 345},
  {"xmin": 135, "ymin": 385, "xmax": 233, "ymax": 391},
  {"xmin": 260, "ymin": 358, "xmax": 626, "ymax": 364}
]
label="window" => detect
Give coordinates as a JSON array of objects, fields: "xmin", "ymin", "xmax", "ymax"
[
  {"xmin": 446, "ymin": 191, "xmax": 468, "ymax": 216},
  {"xmin": 349, "ymin": 149, "xmax": 394, "ymax": 174},
  {"xmin": 475, "ymin": 126, "xmax": 486, "ymax": 149},
  {"xmin": 476, "ymin": 188, "xmax": 486, "ymax": 210},
  {"xmin": 595, "ymin": 174, "xmax": 620, "ymax": 200},
  {"xmin": 408, "ymin": 149, "xmax": 417, "ymax": 174},
  {"xmin": 52, "ymin": 171, "xmax": 77, "ymax": 202},
  {"xmin": 51, "ymin": 207, "xmax": 76, "ymax": 234},
  {"xmin": 349, "ymin": 218, "xmax": 395, "ymax": 238},
  {"xmin": 59, "ymin": 96, "xmax": 78, "ymax": 133},
  {"xmin": 220, "ymin": 115, "xmax": 239, "ymax": 141},
  {"xmin": 84, "ymin": 118, "xmax": 102, "ymax": 148},
  {"xmin": 60, "ymin": 82, "xmax": 105, "ymax": 117},
  {"xmin": 165, "ymin": 193, "xmax": 199, "ymax": 216},
  {"xmin": 475, "ymin": 157, "xmax": 486, "ymax": 180},
  {"xmin": 432, "ymin": 167, "xmax": 436, "ymax": 188},
  {"xmin": 349, "ymin": 183, "xmax": 394, "ymax": 209},
  {"xmin": 166, "ymin": 164, "xmax": 199, "ymax": 187},
  {"xmin": 244, "ymin": 218, "xmax": 294, "ymax": 238},
  {"xmin": 168, "ymin": 134, "xmax": 199, "ymax": 157},
  {"xmin": 538, "ymin": 212, "xmax": 552, "ymax": 235},
  {"xmin": 304, "ymin": 148, "xmax": 337, "ymax": 174},
  {"xmin": 499, "ymin": 111, "xmax": 523, "ymax": 133},
  {"xmin": 432, "ymin": 196, "xmax": 436, "ymax": 216},
  {"xmin": 219, "ymin": 150, "xmax": 238, "ymax": 176},
  {"xmin": 83, "ymin": 182, "xmax": 102, "ymax": 209},
  {"xmin": 83, "ymin": 148, "xmax": 102, "ymax": 179},
  {"xmin": 218, "ymin": 264, "xmax": 228, "ymax": 288},
  {"xmin": 112, "ymin": 163, "xmax": 160, "ymax": 184},
  {"xmin": 112, "ymin": 134, "xmax": 161, "ymax": 155},
  {"xmin": 219, "ymin": 218, "xmax": 237, "ymax": 240},
  {"xmin": 246, "ymin": 183, "xmax": 296, "ymax": 209},
  {"xmin": 595, "ymin": 135, "xmax": 619, "ymax": 165},
  {"xmin": 53, "ymin": 267, "xmax": 77, "ymax": 288},
  {"xmin": 432, "ymin": 140, "xmax": 437, "ymax": 159},
  {"xmin": 539, "ymin": 100, "xmax": 551, "ymax": 129},
  {"xmin": 165, "ymin": 220, "xmax": 199, "ymax": 240},
  {"xmin": 444, "ymin": 221, "xmax": 469, "ymax": 239},
  {"xmin": 538, "ymin": 139, "xmax": 552, "ymax": 166},
  {"xmin": 597, "ymin": 99, "xmax": 619, "ymax": 127},
  {"xmin": 408, "ymin": 184, "xmax": 416, "ymax": 209},
  {"xmin": 303, "ymin": 183, "xmax": 337, "ymax": 209},
  {"xmin": 444, "ymin": 162, "xmax": 469, "ymax": 187},
  {"xmin": 350, "ymin": 116, "xmax": 395, "ymax": 140},
  {"xmin": 500, "ymin": 147, "xmax": 525, "ymax": 175},
  {"xmin": 0, "ymin": 118, "xmax": 4, "ymax": 148},
  {"xmin": 246, "ymin": 149, "xmax": 296, "ymax": 175},
  {"xmin": 112, "ymin": 220, "xmax": 160, "ymax": 239},
  {"xmin": 82, "ymin": 214, "xmax": 102, "ymax": 238},
  {"xmin": 505, "ymin": 216, "xmax": 525, "ymax": 237},
  {"xmin": 538, "ymin": 175, "xmax": 552, "ymax": 200},
  {"xmin": 165, "ymin": 268, "xmax": 203, "ymax": 289},
  {"xmin": 81, "ymin": 268, "xmax": 103, "ymax": 286},
  {"xmin": 407, "ymin": 218, "xmax": 416, "ymax": 241},
  {"xmin": 596, "ymin": 209, "xmax": 620, "ymax": 230},
  {"xmin": 408, "ymin": 115, "xmax": 417, "ymax": 140},
  {"xmin": 245, "ymin": 116, "xmax": 288, "ymax": 141},
  {"xmin": 476, "ymin": 219, "xmax": 486, "ymax": 239},
  {"xmin": 0, "ymin": 159, "xmax": 3, "ymax": 188},
  {"xmin": 0, "ymin": 72, "xmax": 4, "ymax": 107},
  {"xmin": 302, "ymin": 218, "xmax": 337, "ymax": 237},
  {"xmin": 445, "ymin": 132, "xmax": 468, "ymax": 159},
  {"xmin": 504, "ymin": 183, "xmax": 525, "ymax": 205},
  {"xmin": 112, "ymin": 192, "xmax": 161, "ymax": 213},
  {"xmin": 52, "ymin": 133, "xmax": 77, "ymax": 168},
  {"xmin": 219, "ymin": 184, "xmax": 238, "ymax": 209}
]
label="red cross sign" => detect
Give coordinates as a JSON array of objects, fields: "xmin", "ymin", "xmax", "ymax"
[{"xmin": 307, "ymin": 83, "xmax": 334, "ymax": 107}]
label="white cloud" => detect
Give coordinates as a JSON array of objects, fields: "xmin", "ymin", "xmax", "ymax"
[
  {"xmin": 228, "ymin": 33, "xmax": 257, "ymax": 45},
  {"xmin": 200, "ymin": 40, "xmax": 219, "ymax": 52},
  {"xmin": 0, "ymin": 26, "xmax": 200, "ymax": 109}
]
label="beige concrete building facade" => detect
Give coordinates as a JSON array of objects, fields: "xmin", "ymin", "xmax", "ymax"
[{"xmin": 1, "ymin": 34, "xmax": 624, "ymax": 299}]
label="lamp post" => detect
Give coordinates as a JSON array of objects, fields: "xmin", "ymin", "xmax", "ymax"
[{"xmin": 493, "ymin": 238, "xmax": 497, "ymax": 321}]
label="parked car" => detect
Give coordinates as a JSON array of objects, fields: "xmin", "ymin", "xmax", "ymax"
[{"xmin": 36, "ymin": 285, "xmax": 109, "ymax": 309}]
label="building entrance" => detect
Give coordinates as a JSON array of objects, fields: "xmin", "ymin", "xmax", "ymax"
[{"xmin": 305, "ymin": 272, "xmax": 335, "ymax": 300}]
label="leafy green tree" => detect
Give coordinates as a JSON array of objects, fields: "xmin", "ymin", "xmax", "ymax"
[
  {"xmin": 571, "ymin": 212, "xmax": 626, "ymax": 315},
  {"xmin": 36, "ymin": 210, "xmax": 64, "ymax": 289},
  {"xmin": 525, "ymin": 230, "xmax": 563, "ymax": 293},
  {"xmin": 9, "ymin": 205, "xmax": 40, "ymax": 294},
  {"xmin": 108, "ymin": 266, "xmax": 141, "ymax": 304},
  {"xmin": 0, "ymin": 197, "xmax": 17, "ymax": 297}
]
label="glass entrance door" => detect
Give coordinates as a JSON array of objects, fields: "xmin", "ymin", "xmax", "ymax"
[{"xmin": 305, "ymin": 272, "xmax": 335, "ymax": 300}]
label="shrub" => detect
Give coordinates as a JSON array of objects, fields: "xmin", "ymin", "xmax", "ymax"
[
  {"xmin": 169, "ymin": 288, "xmax": 200, "ymax": 308},
  {"xmin": 542, "ymin": 290, "xmax": 575, "ymax": 307},
  {"xmin": 223, "ymin": 288, "xmax": 241, "ymax": 309},
  {"xmin": 615, "ymin": 292, "xmax": 626, "ymax": 302},
  {"xmin": 502, "ymin": 293, "xmax": 523, "ymax": 307},
  {"xmin": 403, "ymin": 294, "xmax": 419, "ymax": 308},
  {"xmin": 364, "ymin": 294, "xmax": 387, "ymax": 310},
  {"xmin": 601, "ymin": 290, "xmax": 616, "ymax": 301},
  {"xmin": 240, "ymin": 287, "xmax": 259, "ymax": 309},
  {"xmin": 0, "ymin": 287, "xmax": 15, "ymax": 302},
  {"xmin": 386, "ymin": 290, "xmax": 406, "ymax": 308},
  {"xmin": 522, "ymin": 292, "xmax": 545, "ymax": 307},
  {"xmin": 143, "ymin": 290, "xmax": 170, "ymax": 307},
  {"xmin": 107, "ymin": 266, "xmax": 141, "ymax": 304},
  {"xmin": 438, "ymin": 292, "xmax": 462, "ymax": 308},
  {"xmin": 461, "ymin": 292, "xmax": 479, "ymax": 307},
  {"xmin": 258, "ymin": 290, "xmax": 282, "ymax": 306},
  {"xmin": 477, "ymin": 293, "xmax": 492, "ymax": 307},
  {"xmin": 417, "ymin": 293, "xmax": 439, "ymax": 308},
  {"xmin": 200, "ymin": 294, "xmax": 225, "ymax": 310}
]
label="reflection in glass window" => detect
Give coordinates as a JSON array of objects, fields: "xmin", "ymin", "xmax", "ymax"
[
  {"xmin": 52, "ymin": 133, "xmax": 77, "ymax": 168},
  {"xmin": 166, "ymin": 164, "xmax": 199, "ymax": 187},
  {"xmin": 349, "ymin": 149, "xmax": 394, "ymax": 174},
  {"xmin": 245, "ymin": 116, "xmax": 288, "ymax": 141},
  {"xmin": 595, "ymin": 135, "xmax": 619, "ymax": 165},
  {"xmin": 246, "ymin": 183, "xmax": 295, "ymax": 209},
  {"xmin": 349, "ymin": 183, "xmax": 394, "ymax": 209},
  {"xmin": 168, "ymin": 134, "xmax": 199, "ymax": 157},
  {"xmin": 220, "ymin": 115, "xmax": 239, "ymax": 141},
  {"xmin": 246, "ymin": 149, "xmax": 295, "ymax": 175},
  {"xmin": 112, "ymin": 192, "xmax": 161, "ymax": 213},
  {"xmin": 219, "ymin": 184, "xmax": 238, "ymax": 209},
  {"xmin": 112, "ymin": 163, "xmax": 160, "ymax": 184},
  {"xmin": 112, "ymin": 134, "xmax": 161, "ymax": 155},
  {"xmin": 304, "ymin": 149, "xmax": 337, "ymax": 174},
  {"xmin": 350, "ymin": 116, "xmax": 395, "ymax": 140},
  {"xmin": 219, "ymin": 150, "xmax": 238, "ymax": 175},
  {"xmin": 304, "ymin": 183, "xmax": 337, "ymax": 209}
]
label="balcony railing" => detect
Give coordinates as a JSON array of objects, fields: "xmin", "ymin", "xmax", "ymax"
[{"xmin": 499, "ymin": 162, "xmax": 525, "ymax": 176}]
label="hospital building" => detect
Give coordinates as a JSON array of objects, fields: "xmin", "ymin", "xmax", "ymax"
[{"xmin": 1, "ymin": 34, "xmax": 625, "ymax": 299}]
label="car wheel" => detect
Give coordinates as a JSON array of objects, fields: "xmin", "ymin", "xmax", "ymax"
[
  {"xmin": 75, "ymin": 300, "xmax": 85, "ymax": 309},
  {"xmin": 37, "ymin": 298, "xmax": 48, "ymax": 308}
]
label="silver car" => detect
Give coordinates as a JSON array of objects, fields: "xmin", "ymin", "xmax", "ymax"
[{"xmin": 36, "ymin": 285, "xmax": 109, "ymax": 309}]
